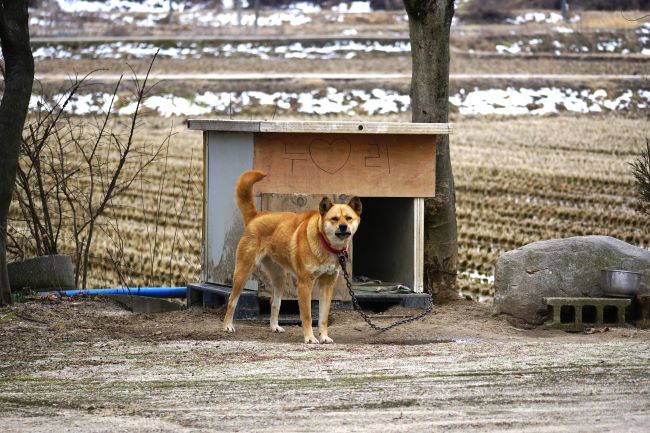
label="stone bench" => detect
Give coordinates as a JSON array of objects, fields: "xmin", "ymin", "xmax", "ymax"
[{"xmin": 543, "ymin": 297, "xmax": 631, "ymax": 331}]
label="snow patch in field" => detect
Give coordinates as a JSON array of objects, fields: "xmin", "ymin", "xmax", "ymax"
[
  {"xmin": 450, "ymin": 87, "xmax": 650, "ymax": 116},
  {"xmin": 507, "ymin": 12, "xmax": 564, "ymax": 25},
  {"xmin": 32, "ymin": 40, "xmax": 411, "ymax": 61},
  {"xmin": 31, "ymin": 92, "xmax": 116, "ymax": 115},
  {"xmin": 493, "ymin": 34, "xmax": 645, "ymax": 54},
  {"xmin": 51, "ymin": 1, "xmax": 377, "ymax": 28},
  {"xmin": 332, "ymin": 1, "xmax": 371, "ymax": 13},
  {"xmin": 178, "ymin": 10, "xmax": 312, "ymax": 27},
  {"xmin": 597, "ymin": 39, "xmax": 622, "ymax": 52},
  {"xmin": 551, "ymin": 26, "xmax": 574, "ymax": 33},
  {"xmin": 495, "ymin": 42, "xmax": 522, "ymax": 54},
  {"xmin": 55, "ymin": 0, "xmax": 188, "ymax": 13},
  {"xmin": 28, "ymin": 87, "xmax": 650, "ymax": 118},
  {"xmin": 292, "ymin": 2, "xmax": 322, "ymax": 14}
]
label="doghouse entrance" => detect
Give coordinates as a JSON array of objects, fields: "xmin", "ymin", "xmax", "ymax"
[
  {"xmin": 353, "ymin": 197, "xmax": 424, "ymax": 293},
  {"xmin": 255, "ymin": 194, "xmax": 424, "ymax": 300}
]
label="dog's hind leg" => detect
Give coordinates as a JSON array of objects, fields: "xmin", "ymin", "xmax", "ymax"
[
  {"xmin": 317, "ymin": 273, "xmax": 337, "ymax": 344},
  {"xmin": 223, "ymin": 241, "xmax": 257, "ymax": 333},
  {"xmin": 260, "ymin": 257, "xmax": 286, "ymax": 333}
]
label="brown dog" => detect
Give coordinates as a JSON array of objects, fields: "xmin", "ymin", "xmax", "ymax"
[{"xmin": 223, "ymin": 170, "xmax": 362, "ymax": 344}]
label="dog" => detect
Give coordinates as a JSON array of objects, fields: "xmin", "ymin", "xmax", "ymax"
[{"xmin": 223, "ymin": 170, "xmax": 362, "ymax": 344}]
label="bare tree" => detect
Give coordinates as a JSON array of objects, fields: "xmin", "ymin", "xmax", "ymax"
[
  {"xmin": 403, "ymin": 0, "xmax": 459, "ymax": 302},
  {"xmin": 0, "ymin": 0, "xmax": 34, "ymax": 305},
  {"xmin": 9, "ymin": 56, "xmax": 167, "ymax": 290}
]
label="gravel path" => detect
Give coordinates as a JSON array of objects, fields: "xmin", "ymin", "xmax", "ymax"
[{"xmin": 1, "ymin": 299, "xmax": 649, "ymax": 432}]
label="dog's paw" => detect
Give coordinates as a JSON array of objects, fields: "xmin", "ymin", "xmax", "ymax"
[
  {"xmin": 223, "ymin": 324, "xmax": 236, "ymax": 333},
  {"xmin": 304, "ymin": 336, "xmax": 320, "ymax": 344},
  {"xmin": 270, "ymin": 324, "xmax": 285, "ymax": 333},
  {"xmin": 319, "ymin": 335, "xmax": 334, "ymax": 344}
]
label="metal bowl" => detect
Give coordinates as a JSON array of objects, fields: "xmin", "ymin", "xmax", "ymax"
[{"xmin": 601, "ymin": 269, "xmax": 644, "ymax": 298}]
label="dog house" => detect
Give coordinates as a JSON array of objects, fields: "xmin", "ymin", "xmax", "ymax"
[{"xmin": 187, "ymin": 120, "xmax": 451, "ymax": 307}]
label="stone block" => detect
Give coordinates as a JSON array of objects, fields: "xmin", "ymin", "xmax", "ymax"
[{"xmin": 544, "ymin": 297, "xmax": 631, "ymax": 331}]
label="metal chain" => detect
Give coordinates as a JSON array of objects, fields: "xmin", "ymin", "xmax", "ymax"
[{"xmin": 337, "ymin": 251, "xmax": 433, "ymax": 332}]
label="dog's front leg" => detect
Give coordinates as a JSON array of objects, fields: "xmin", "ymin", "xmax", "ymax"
[
  {"xmin": 317, "ymin": 273, "xmax": 337, "ymax": 344},
  {"xmin": 296, "ymin": 276, "xmax": 318, "ymax": 344}
]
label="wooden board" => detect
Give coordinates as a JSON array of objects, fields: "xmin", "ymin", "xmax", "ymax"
[
  {"xmin": 188, "ymin": 119, "xmax": 452, "ymax": 135},
  {"xmin": 252, "ymin": 133, "xmax": 436, "ymax": 197}
]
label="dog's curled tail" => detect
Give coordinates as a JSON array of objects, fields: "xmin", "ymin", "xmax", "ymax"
[{"xmin": 235, "ymin": 170, "xmax": 267, "ymax": 226}]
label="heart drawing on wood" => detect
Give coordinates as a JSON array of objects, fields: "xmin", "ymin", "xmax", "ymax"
[{"xmin": 309, "ymin": 138, "xmax": 352, "ymax": 174}]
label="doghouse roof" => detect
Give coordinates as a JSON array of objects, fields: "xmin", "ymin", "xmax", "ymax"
[{"xmin": 187, "ymin": 120, "xmax": 452, "ymax": 135}]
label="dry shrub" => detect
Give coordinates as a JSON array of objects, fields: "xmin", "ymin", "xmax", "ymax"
[
  {"xmin": 7, "ymin": 53, "xmax": 184, "ymax": 289},
  {"xmin": 631, "ymin": 139, "xmax": 650, "ymax": 217}
]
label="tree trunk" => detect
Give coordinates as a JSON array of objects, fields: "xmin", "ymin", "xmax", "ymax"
[
  {"xmin": 165, "ymin": 0, "xmax": 173, "ymax": 24},
  {"xmin": 561, "ymin": 0, "xmax": 569, "ymax": 21},
  {"xmin": 253, "ymin": 0, "xmax": 259, "ymax": 34},
  {"xmin": 0, "ymin": 0, "xmax": 35, "ymax": 305},
  {"xmin": 404, "ymin": 0, "xmax": 459, "ymax": 302},
  {"xmin": 235, "ymin": 0, "xmax": 242, "ymax": 26}
]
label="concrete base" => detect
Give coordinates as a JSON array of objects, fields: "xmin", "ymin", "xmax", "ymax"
[
  {"xmin": 187, "ymin": 282, "xmax": 431, "ymax": 321},
  {"xmin": 8, "ymin": 255, "xmax": 75, "ymax": 291},
  {"xmin": 187, "ymin": 283, "xmax": 259, "ymax": 319}
]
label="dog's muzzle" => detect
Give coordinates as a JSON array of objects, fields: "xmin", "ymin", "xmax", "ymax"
[{"xmin": 335, "ymin": 231, "xmax": 351, "ymax": 240}]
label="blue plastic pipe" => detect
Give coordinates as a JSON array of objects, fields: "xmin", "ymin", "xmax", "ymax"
[{"xmin": 51, "ymin": 287, "xmax": 187, "ymax": 298}]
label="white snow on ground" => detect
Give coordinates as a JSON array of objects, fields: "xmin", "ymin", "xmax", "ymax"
[
  {"xmin": 30, "ymin": 87, "xmax": 650, "ymax": 118},
  {"xmin": 34, "ymin": 34, "xmax": 650, "ymax": 61},
  {"xmin": 55, "ymin": 0, "xmax": 369, "ymax": 14},
  {"xmin": 31, "ymin": 40, "xmax": 411, "ymax": 61},
  {"xmin": 495, "ymin": 32, "xmax": 649, "ymax": 54},
  {"xmin": 449, "ymin": 87, "xmax": 648, "ymax": 116},
  {"xmin": 332, "ymin": 1, "xmax": 371, "ymax": 13},
  {"xmin": 551, "ymin": 26, "xmax": 574, "ymax": 33},
  {"xmin": 179, "ymin": 10, "xmax": 312, "ymax": 27},
  {"xmin": 53, "ymin": 0, "xmax": 369, "ymax": 25},
  {"xmin": 597, "ymin": 39, "xmax": 622, "ymax": 52},
  {"xmin": 507, "ymin": 12, "xmax": 564, "ymax": 25},
  {"xmin": 31, "ymin": 92, "xmax": 116, "ymax": 115},
  {"xmin": 55, "ymin": 0, "xmax": 189, "ymax": 13},
  {"xmin": 495, "ymin": 42, "xmax": 522, "ymax": 54}
]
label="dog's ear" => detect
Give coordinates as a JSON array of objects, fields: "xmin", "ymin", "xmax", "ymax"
[
  {"xmin": 347, "ymin": 196, "xmax": 362, "ymax": 216},
  {"xmin": 319, "ymin": 197, "xmax": 333, "ymax": 216}
]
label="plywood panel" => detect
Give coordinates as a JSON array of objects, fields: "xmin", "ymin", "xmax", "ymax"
[
  {"xmin": 205, "ymin": 131, "xmax": 258, "ymax": 290},
  {"xmin": 252, "ymin": 133, "xmax": 436, "ymax": 197}
]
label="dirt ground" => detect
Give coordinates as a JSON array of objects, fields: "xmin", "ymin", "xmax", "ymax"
[{"xmin": 1, "ymin": 297, "xmax": 649, "ymax": 432}]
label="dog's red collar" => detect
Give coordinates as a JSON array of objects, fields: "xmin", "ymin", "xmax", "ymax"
[{"xmin": 318, "ymin": 232, "xmax": 347, "ymax": 255}]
